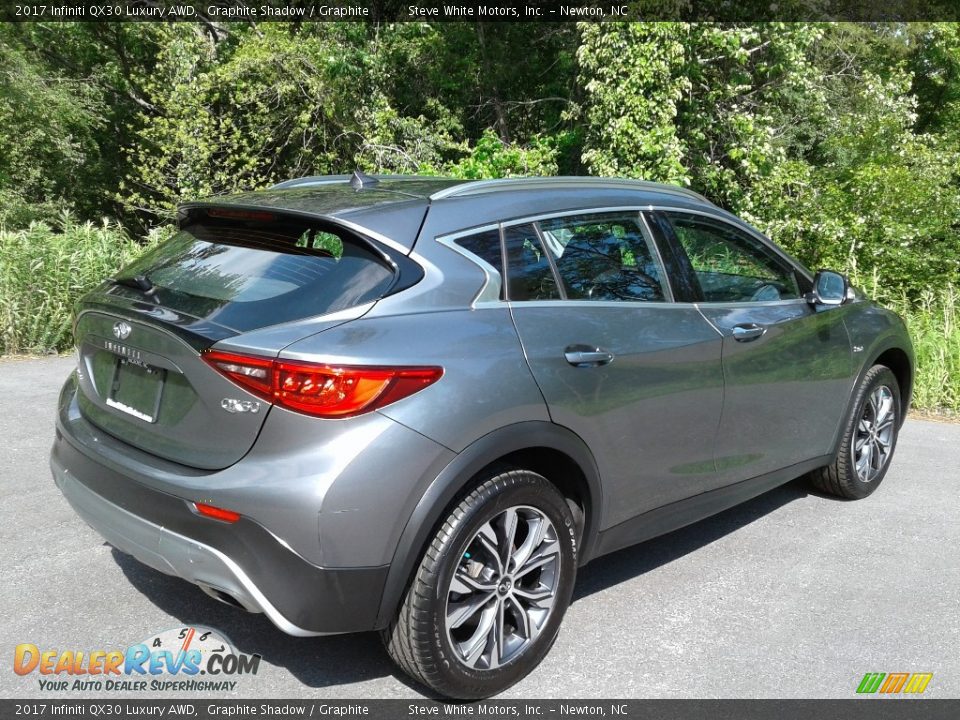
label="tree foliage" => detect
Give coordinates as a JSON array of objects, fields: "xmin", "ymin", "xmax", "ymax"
[
  {"xmin": 0, "ymin": 20, "xmax": 957, "ymax": 297},
  {"xmin": 577, "ymin": 22, "xmax": 960, "ymax": 297}
]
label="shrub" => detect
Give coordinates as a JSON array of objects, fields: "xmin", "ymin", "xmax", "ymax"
[
  {"xmin": 0, "ymin": 216, "xmax": 166, "ymax": 355},
  {"xmin": 859, "ymin": 273, "xmax": 960, "ymax": 413}
]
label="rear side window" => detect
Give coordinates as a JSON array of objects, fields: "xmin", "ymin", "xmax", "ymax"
[
  {"xmin": 503, "ymin": 223, "xmax": 560, "ymax": 301},
  {"xmin": 537, "ymin": 212, "xmax": 668, "ymax": 302},
  {"xmin": 115, "ymin": 217, "xmax": 395, "ymax": 332}
]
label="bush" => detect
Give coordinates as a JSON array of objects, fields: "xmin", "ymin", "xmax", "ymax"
[
  {"xmin": 859, "ymin": 274, "xmax": 960, "ymax": 413},
  {"xmin": 0, "ymin": 216, "xmax": 165, "ymax": 355}
]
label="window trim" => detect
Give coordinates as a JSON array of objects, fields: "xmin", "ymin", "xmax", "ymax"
[
  {"xmin": 436, "ymin": 224, "xmax": 504, "ymax": 305},
  {"xmin": 653, "ymin": 207, "xmax": 810, "ymax": 305},
  {"xmin": 435, "ymin": 204, "xmax": 811, "ymax": 309}
]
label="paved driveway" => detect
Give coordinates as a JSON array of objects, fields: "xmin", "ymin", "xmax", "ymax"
[{"xmin": 2, "ymin": 356, "xmax": 957, "ymax": 698}]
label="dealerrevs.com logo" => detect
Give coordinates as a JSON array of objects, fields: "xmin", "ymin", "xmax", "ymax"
[{"xmin": 13, "ymin": 626, "xmax": 261, "ymax": 692}]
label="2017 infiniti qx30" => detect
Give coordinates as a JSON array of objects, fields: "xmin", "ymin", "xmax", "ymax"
[{"xmin": 52, "ymin": 173, "xmax": 913, "ymax": 698}]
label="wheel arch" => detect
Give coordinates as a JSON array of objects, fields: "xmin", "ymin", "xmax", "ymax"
[
  {"xmin": 829, "ymin": 336, "xmax": 914, "ymax": 464},
  {"xmin": 374, "ymin": 421, "xmax": 603, "ymax": 629},
  {"xmin": 873, "ymin": 346, "xmax": 913, "ymax": 423}
]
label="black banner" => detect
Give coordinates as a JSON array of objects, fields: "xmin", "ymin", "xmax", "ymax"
[
  {"xmin": 2, "ymin": 0, "xmax": 960, "ymax": 23},
  {"xmin": 2, "ymin": 699, "xmax": 960, "ymax": 720}
]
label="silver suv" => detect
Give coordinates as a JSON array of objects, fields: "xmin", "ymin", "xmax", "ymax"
[{"xmin": 52, "ymin": 174, "xmax": 914, "ymax": 698}]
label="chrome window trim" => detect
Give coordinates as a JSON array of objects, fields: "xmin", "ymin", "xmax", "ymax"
[
  {"xmin": 502, "ymin": 297, "xmax": 809, "ymax": 311},
  {"xmin": 500, "ymin": 205, "xmax": 656, "ymax": 228},
  {"xmin": 433, "ymin": 204, "xmax": 811, "ymax": 310},
  {"xmin": 506, "ymin": 299, "xmax": 708, "ymax": 311},
  {"xmin": 435, "ymin": 224, "xmax": 504, "ymax": 306}
]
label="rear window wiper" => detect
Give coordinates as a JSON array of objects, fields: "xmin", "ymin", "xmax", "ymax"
[{"xmin": 110, "ymin": 274, "xmax": 157, "ymax": 297}]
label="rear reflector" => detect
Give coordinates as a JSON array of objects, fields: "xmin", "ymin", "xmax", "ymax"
[
  {"xmin": 193, "ymin": 502, "xmax": 241, "ymax": 523},
  {"xmin": 202, "ymin": 350, "xmax": 443, "ymax": 418}
]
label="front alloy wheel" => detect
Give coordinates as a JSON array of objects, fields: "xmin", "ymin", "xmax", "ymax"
[
  {"xmin": 382, "ymin": 468, "xmax": 577, "ymax": 699},
  {"xmin": 810, "ymin": 364, "xmax": 902, "ymax": 499},
  {"xmin": 853, "ymin": 384, "xmax": 897, "ymax": 484}
]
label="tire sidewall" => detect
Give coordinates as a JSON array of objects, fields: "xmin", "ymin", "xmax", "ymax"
[{"xmin": 428, "ymin": 474, "xmax": 577, "ymax": 698}]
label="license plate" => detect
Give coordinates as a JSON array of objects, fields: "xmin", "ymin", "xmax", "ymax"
[{"xmin": 105, "ymin": 358, "xmax": 165, "ymax": 423}]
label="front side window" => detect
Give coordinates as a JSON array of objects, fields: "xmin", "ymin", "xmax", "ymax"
[
  {"xmin": 536, "ymin": 212, "xmax": 668, "ymax": 302},
  {"xmin": 664, "ymin": 212, "xmax": 800, "ymax": 302}
]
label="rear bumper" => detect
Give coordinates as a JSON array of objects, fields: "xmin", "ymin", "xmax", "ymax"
[{"xmin": 51, "ymin": 427, "xmax": 388, "ymax": 636}]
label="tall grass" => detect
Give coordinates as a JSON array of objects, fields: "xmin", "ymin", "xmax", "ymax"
[
  {"xmin": 857, "ymin": 272, "xmax": 960, "ymax": 414},
  {"xmin": 0, "ymin": 216, "xmax": 165, "ymax": 355}
]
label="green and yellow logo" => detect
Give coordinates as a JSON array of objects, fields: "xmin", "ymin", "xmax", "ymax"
[{"xmin": 856, "ymin": 672, "xmax": 933, "ymax": 695}]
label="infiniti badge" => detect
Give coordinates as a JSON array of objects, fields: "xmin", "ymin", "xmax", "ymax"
[{"xmin": 113, "ymin": 321, "xmax": 132, "ymax": 340}]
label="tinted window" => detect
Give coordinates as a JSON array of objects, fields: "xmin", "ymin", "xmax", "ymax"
[
  {"xmin": 503, "ymin": 224, "xmax": 560, "ymax": 301},
  {"xmin": 536, "ymin": 212, "xmax": 667, "ymax": 302},
  {"xmin": 664, "ymin": 212, "xmax": 799, "ymax": 302},
  {"xmin": 115, "ymin": 220, "xmax": 395, "ymax": 332},
  {"xmin": 454, "ymin": 229, "xmax": 504, "ymax": 276}
]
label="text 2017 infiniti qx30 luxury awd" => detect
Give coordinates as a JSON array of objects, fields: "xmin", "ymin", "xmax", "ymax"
[{"xmin": 52, "ymin": 173, "xmax": 913, "ymax": 698}]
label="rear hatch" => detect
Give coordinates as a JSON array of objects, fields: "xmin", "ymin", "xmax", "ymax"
[{"xmin": 73, "ymin": 207, "xmax": 406, "ymax": 470}]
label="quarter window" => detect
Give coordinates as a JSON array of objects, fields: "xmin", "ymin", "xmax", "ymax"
[
  {"xmin": 664, "ymin": 212, "xmax": 800, "ymax": 302},
  {"xmin": 453, "ymin": 229, "xmax": 503, "ymax": 277}
]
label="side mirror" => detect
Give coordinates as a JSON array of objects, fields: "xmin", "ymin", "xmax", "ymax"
[{"xmin": 807, "ymin": 270, "xmax": 849, "ymax": 306}]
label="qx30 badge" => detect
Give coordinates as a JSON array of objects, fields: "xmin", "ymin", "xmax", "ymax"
[{"xmin": 112, "ymin": 321, "xmax": 132, "ymax": 340}]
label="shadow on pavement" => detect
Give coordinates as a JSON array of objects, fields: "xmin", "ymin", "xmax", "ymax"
[
  {"xmin": 574, "ymin": 478, "xmax": 810, "ymax": 601},
  {"xmin": 112, "ymin": 477, "xmax": 810, "ymax": 690}
]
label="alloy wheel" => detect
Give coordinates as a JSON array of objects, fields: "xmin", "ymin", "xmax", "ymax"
[
  {"xmin": 445, "ymin": 505, "xmax": 561, "ymax": 670},
  {"xmin": 853, "ymin": 385, "xmax": 896, "ymax": 483}
]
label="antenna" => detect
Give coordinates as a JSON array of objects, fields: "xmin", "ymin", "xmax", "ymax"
[{"xmin": 349, "ymin": 170, "xmax": 379, "ymax": 190}]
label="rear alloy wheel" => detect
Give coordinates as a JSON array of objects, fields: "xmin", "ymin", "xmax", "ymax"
[
  {"xmin": 810, "ymin": 365, "xmax": 902, "ymax": 499},
  {"xmin": 382, "ymin": 469, "xmax": 577, "ymax": 699}
]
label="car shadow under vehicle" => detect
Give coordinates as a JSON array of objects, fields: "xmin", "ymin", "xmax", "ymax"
[
  {"xmin": 111, "ymin": 477, "xmax": 810, "ymax": 692},
  {"xmin": 573, "ymin": 477, "xmax": 810, "ymax": 600}
]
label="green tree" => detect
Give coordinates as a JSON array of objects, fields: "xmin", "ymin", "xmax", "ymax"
[{"xmin": 0, "ymin": 42, "xmax": 105, "ymax": 225}]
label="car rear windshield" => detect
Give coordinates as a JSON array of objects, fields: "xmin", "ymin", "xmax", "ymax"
[{"xmin": 114, "ymin": 216, "xmax": 396, "ymax": 332}]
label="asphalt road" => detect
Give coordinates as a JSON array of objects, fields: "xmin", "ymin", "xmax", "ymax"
[{"xmin": 2, "ymin": 356, "xmax": 958, "ymax": 699}]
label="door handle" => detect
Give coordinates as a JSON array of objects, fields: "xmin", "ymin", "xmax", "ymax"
[
  {"xmin": 564, "ymin": 345, "xmax": 615, "ymax": 367},
  {"xmin": 732, "ymin": 323, "xmax": 766, "ymax": 342}
]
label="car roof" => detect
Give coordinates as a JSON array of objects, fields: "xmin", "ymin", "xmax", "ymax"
[{"xmin": 181, "ymin": 174, "xmax": 717, "ymax": 251}]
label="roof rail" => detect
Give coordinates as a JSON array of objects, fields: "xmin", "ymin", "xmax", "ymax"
[
  {"xmin": 270, "ymin": 174, "xmax": 434, "ymax": 190},
  {"xmin": 270, "ymin": 175, "xmax": 352, "ymax": 189},
  {"xmin": 428, "ymin": 176, "xmax": 712, "ymax": 204}
]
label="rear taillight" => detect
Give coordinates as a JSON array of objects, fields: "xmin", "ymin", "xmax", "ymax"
[{"xmin": 202, "ymin": 350, "xmax": 443, "ymax": 418}]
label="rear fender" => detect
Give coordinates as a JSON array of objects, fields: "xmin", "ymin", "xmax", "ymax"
[{"xmin": 374, "ymin": 421, "xmax": 603, "ymax": 629}]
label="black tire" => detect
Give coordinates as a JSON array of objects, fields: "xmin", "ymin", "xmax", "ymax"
[
  {"xmin": 810, "ymin": 365, "xmax": 902, "ymax": 499},
  {"xmin": 381, "ymin": 468, "xmax": 578, "ymax": 699}
]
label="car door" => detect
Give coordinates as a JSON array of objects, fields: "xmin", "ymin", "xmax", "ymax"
[
  {"xmin": 653, "ymin": 209, "xmax": 854, "ymax": 483},
  {"xmin": 505, "ymin": 211, "xmax": 725, "ymax": 528}
]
